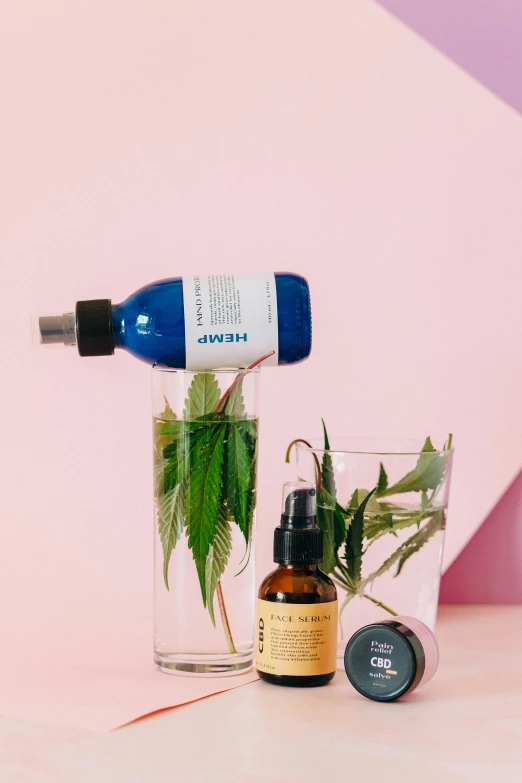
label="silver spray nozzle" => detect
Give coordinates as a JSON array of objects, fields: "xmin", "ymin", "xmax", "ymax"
[{"xmin": 38, "ymin": 313, "xmax": 77, "ymax": 346}]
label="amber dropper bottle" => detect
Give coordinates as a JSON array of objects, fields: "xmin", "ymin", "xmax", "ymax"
[{"xmin": 256, "ymin": 482, "xmax": 338, "ymax": 687}]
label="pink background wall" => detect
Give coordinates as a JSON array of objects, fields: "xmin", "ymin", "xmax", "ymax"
[{"xmin": 1, "ymin": 0, "xmax": 521, "ymax": 665}]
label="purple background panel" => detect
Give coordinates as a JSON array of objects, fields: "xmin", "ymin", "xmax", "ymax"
[
  {"xmin": 376, "ymin": 0, "xmax": 522, "ymax": 115},
  {"xmin": 440, "ymin": 470, "xmax": 522, "ymax": 604}
]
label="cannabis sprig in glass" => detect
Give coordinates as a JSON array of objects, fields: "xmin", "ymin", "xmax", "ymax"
[
  {"xmin": 153, "ymin": 357, "xmax": 269, "ymax": 674},
  {"xmin": 287, "ymin": 425, "xmax": 453, "ymax": 622}
]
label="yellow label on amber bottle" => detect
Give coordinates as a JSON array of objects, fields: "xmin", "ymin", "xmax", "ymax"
[{"xmin": 256, "ymin": 599, "xmax": 338, "ymax": 677}]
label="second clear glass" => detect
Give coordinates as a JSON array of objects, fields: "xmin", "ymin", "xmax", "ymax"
[
  {"xmin": 152, "ymin": 367, "xmax": 259, "ymax": 676},
  {"xmin": 295, "ymin": 437, "xmax": 454, "ymax": 663}
]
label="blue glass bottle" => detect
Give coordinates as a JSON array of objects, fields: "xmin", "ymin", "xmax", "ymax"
[{"xmin": 38, "ymin": 273, "xmax": 312, "ymax": 368}]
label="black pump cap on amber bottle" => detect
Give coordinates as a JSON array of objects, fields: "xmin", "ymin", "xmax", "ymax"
[
  {"xmin": 75, "ymin": 299, "xmax": 114, "ymax": 357},
  {"xmin": 274, "ymin": 482, "xmax": 323, "ymax": 565}
]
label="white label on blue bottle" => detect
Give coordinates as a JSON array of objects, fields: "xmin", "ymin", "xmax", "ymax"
[{"xmin": 182, "ymin": 273, "xmax": 279, "ymax": 370}]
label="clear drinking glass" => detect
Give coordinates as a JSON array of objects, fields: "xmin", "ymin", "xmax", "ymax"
[
  {"xmin": 152, "ymin": 367, "xmax": 259, "ymax": 676},
  {"xmin": 295, "ymin": 437, "xmax": 453, "ymax": 664}
]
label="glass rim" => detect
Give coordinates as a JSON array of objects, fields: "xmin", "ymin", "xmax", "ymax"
[
  {"xmin": 151, "ymin": 366, "xmax": 261, "ymax": 375},
  {"xmin": 295, "ymin": 436, "xmax": 454, "ymax": 457}
]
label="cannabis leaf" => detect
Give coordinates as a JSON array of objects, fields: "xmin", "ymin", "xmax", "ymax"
[
  {"xmin": 317, "ymin": 419, "xmax": 339, "ymax": 573},
  {"xmin": 380, "ymin": 513, "xmax": 396, "ymax": 536},
  {"xmin": 316, "ymin": 494, "xmax": 335, "ymax": 574},
  {"xmin": 162, "ymin": 423, "xmax": 214, "ymax": 493},
  {"xmin": 205, "ymin": 506, "xmax": 233, "ymax": 625},
  {"xmin": 223, "ymin": 381, "xmax": 246, "ymax": 417},
  {"xmin": 337, "ymin": 489, "xmax": 379, "ymax": 619},
  {"xmin": 157, "ymin": 481, "xmax": 186, "ymax": 589},
  {"xmin": 395, "ymin": 510, "xmax": 446, "ymax": 575},
  {"xmin": 237, "ymin": 419, "xmax": 258, "ymax": 469},
  {"xmin": 225, "ymin": 423, "xmax": 253, "ymax": 544},
  {"xmin": 321, "ymin": 420, "xmax": 335, "ymax": 500},
  {"xmin": 162, "ymin": 397, "xmax": 176, "ymax": 420},
  {"xmin": 364, "ymin": 508, "xmax": 429, "ymax": 542},
  {"xmin": 153, "ymin": 458, "xmax": 167, "ymax": 497},
  {"xmin": 237, "ymin": 419, "xmax": 258, "ymax": 557},
  {"xmin": 344, "ymin": 489, "xmax": 376, "ymax": 587},
  {"xmin": 316, "ymin": 492, "xmax": 347, "ymax": 571},
  {"xmin": 362, "ymin": 510, "xmax": 445, "ymax": 588},
  {"xmin": 186, "ymin": 426, "xmax": 227, "ymax": 600},
  {"xmin": 376, "ymin": 463, "xmax": 388, "ymax": 495},
  {"xmin": 183, "ymin": 373, "xmax": 221, "ymax": 419},
  {"xmin": 240, "ymin": 447, "xmax": 258, "ymax": 573},
  {"xmin": 378, "ymin": 437, "xmax": 446, "ymax": 497},
  {"xmin": 161, "ymin": 373, "xmax": 228, "ymax": 501},
  {"xmin": 348, "ymin": 488, "xmax": 381, "ymax": 513}
]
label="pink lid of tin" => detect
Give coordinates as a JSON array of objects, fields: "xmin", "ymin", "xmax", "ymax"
[{"xmin": 397, "ymin": 616, "xmax": 439, "ymax": 687}]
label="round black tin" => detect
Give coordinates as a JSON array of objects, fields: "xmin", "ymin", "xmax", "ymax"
[{"xmin": 344, "ymin": 620, "xmax": 426, "ymax": 702}]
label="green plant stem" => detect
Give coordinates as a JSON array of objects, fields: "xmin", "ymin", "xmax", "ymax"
[
  {"xmin": 331, "ymin": 576, "xmax": 348, "ymax": 592},
  {"xmin": 332, "ymin": 568, "xmax": 350, "ymax": 589},
  {"xmin": 332, "ymin": 574, "xmax": 398, "ymax": 617},
  {"xmin": 214, "ymin": 351, "xmax": 275, "ymax": 412},
  {"xmin": 285, "ymin": 438, "xmax": 323, "ymax": 490},
  {"xmin": 216, "ymin": 580, "xmax": 237, "ymax": 654},
  {"xmin": 362, "ymin": 592, "xmax": 399, "ymax": 616},
  {"xmin": 333, "ymin": 513, "xmax": 399, "ymax": 617},
  {"xmin": 334, "ymin": 551, "xmax": 347, "ymax": 575}
]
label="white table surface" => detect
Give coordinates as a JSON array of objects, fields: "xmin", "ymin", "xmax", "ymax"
[{"xmin": 1, "ymin": 606, "xmax": 521, "ymax": 783}]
